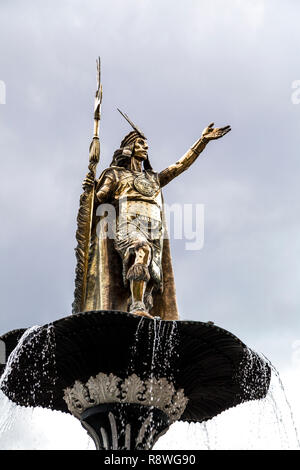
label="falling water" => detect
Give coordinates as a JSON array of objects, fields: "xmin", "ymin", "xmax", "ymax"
[
  {"xmin": 0, "ymin": 324, "xmax": 62, "ymax": 449},
  {"xmin": 125, "ymin": 321, "xmax": 300, "ymax": 450},
  {"xmin": 154, "ymin": 347, "xmax": 300, "ymax": 450},
  {"xmin": 0, "ymin": 322, "xmax": 94, "ymax": 450},
  {"xmin": 127, "ymin": 317, "xmax": 179, "ymax": 380},
  {"xmin": 0, "ymin": 327, "xmax": 40, "ymax": 386},
  {"xmin": 123, "ymin": 317, "xmax": 180, "ymax": 449},
  {"xmin": 127, "ymin": 316, "xmax": 147, "ymax": 376},
  {"xmin": 1, "ymin": 321, "xmax": 298, "ymax": 449},
  {"xmin": 144, "ymin": 318, "xmax": 180, "ymax": 449},
  {"xmin": 239, "ymin": 349, "xmax": 300, "ymax": 449},
  {"xmin": 1, "ymin": 324, "xmax": 57, "ymax": 407},
  {"xmin": 262, "ymin": 357, "xmax": 300, "ymax": 449},
  {"xmin": 0, "ymin": 326, "xmax": 41, "ymax": 437},
  {"xmin": 149, "ymin": 318, "xmax": 179, "ymax": 379}
]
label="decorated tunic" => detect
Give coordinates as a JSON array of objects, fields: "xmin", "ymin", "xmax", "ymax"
[{"xmin": 96, "ymin": 167, "xmax": 164, "ymax": 288}]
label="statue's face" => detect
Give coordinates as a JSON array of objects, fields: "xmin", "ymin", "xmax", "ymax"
[{"xmin": 133, "ymin": 138, "xmax": 148, "ymax": 160}]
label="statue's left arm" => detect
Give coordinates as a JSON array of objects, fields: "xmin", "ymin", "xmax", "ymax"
[{"xmin": 159, "ymin": 123, "xmax": 231, "ymax": 187}]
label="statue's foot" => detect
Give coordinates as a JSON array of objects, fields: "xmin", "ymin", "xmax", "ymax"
[
  {"xmin": 132, "ymin": 310, "xmax": 154, "ymax": 320},
  {"xmin": 129, "ymin": 301, "xmax": 153, "ymax": 319}
]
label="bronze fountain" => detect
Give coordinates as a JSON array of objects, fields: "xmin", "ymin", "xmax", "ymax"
[{"xmin": 0, "ymin": 59, "xmax": 270, "ymax": 450}]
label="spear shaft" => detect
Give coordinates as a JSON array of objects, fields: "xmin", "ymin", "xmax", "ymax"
[{"xmin": 72, "ymin": 58, "xmax": 102, "ymax": 314}]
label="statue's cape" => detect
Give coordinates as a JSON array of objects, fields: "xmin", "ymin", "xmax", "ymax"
[{"xmin": 84, "ymin": 168, "xmax": 179, "ymax": 320}]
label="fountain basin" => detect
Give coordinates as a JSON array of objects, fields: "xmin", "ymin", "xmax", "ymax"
[{"xmin": 0, "ymin": 310, "xmax": 271, "ymax": 449}]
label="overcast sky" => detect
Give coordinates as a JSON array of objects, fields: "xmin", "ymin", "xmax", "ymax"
[{"xmin": 0, "ymin": 0, "xmax": 300, "ymax": 448}]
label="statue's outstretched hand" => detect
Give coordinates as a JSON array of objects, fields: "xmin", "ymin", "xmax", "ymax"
[{"xmin": 202, "ymin": 123, "xmax": 231, "ymax": 141}]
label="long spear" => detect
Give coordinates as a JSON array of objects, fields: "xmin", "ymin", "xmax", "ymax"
[{"xmin": 72, "ymin": 57, "xmax": 103, "ymax": 314}]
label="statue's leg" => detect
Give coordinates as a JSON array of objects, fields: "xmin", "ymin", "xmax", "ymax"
[
  {"xmin": 126, "ymin": 242, "xmax": 153, "ymax": 317},
  {"xmin": 144, "ymin": 285, "xmax": 154, "ymax": 312}
]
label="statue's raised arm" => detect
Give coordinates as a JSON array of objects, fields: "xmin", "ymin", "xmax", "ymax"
[{"xmin": 159, "ymin": 122, "xmax": 231, "ymax": 187}]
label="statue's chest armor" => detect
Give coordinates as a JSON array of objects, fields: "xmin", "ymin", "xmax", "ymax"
[
  {"xmin": 133, "ymin": 173, "xmax": 159, "ymax": 196},
  {"xmin": 115, "ymin": 171, "xmax": 160, "ymax": 200}
]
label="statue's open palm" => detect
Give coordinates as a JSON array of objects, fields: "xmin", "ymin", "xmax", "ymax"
[{"xmin": 202, "ymin": 122, "xmax": 231, "ymax": 140}]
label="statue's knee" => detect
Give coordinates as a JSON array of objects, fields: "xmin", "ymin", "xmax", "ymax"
[{"xmin": 126, "ymin": 263, "xmax": 150, "ymax": 282}]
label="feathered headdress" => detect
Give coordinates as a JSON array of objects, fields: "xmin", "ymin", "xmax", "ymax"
[{"xmin": 110, "ymin": 109, "xmax": 152, "ymax": 169}]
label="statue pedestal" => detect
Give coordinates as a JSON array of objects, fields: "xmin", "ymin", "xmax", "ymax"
[{"xmin": 81, "ymin": 403, "xmax": 169, "ymax": 450}]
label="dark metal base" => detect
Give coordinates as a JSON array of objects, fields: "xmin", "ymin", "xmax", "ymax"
[
  {"xmin": 0, "ymin": 310, "xmax": 271, "ymax": 424},
  {"xmin": 81, "ymin": 403, "xmax": 170, "ymax": 450}
]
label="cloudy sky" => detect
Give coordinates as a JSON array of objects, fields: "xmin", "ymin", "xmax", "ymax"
[{"xmin": 0, "ymin": 0, "xmax": 300, "ymax": 449}]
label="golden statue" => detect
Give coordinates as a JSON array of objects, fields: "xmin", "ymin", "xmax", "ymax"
[{"xmin": 72, "ymin": 59, "xmax": 231, "ymax": 320}]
